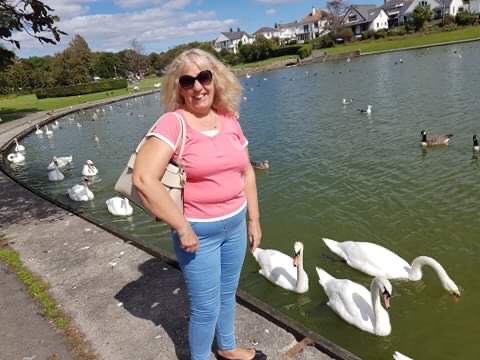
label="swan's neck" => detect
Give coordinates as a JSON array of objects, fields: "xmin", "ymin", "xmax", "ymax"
[
  {"xmin": 295, "ymin": 252, "xmax": 308, "ymax": 292},
  {"xmin": 409, "ymin": 256, "xmax": 454, "ymax": 287},
  {"xmin": 370, "ymin": 279, "xmax": 388, "ymax": 334}
]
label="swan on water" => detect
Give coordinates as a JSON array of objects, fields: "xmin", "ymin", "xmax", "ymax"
[
  {"xmin": 106, "ymin": 197, "xmax": 133, "ymax": 216},
  {"xmin": 316, "ymin": 267, "xmax": 392, "ymax": 336},
  {"xmin": 35, "ymin": 125, "xmax": 43, "ymax": 135},
  {"xmin": 322, "ymin": 238, "xmax": 461, "ymax": 296},
  {"xmin": 393, "ymin": 351, "xmax": 413, "ymax": 360},
  {"xmin": 342, "ymin": 98, "xmax": 353, "ymax": 105},
  {"xmin": 252, "ymin": 242, "xmax": 309, "ymax": 293},
  {"xmin": 357, "ymin": 105, "xmax": 372, "ymax": 114},
  {"xmin": 47, "ymin": 162, "xmax": 64, "ymax": 181},
  {"xmin": 47, "ymin": 156, "xmax": 73, "ymax": 170},
  {"xmin": 67, "ymin": 177, "xmax": 94, "ymax": 201},
  {"xmin": 44, "ymin": 125, "xmax": 53, "ymax": 136},
  {"xmin": 82, "ymin": 160, "xmax": 98, "ymax": 176},
  {"xmin": 14, "ymin": 138, "xmax": 25, "ymax": 152},
  {"xmin": 7, "ymin": 152, "xmax": 25, "ymax": 163}
]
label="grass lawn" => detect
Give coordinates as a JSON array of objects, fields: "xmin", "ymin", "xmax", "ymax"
[
  {"xmin": 324, "ymin": 26, "xmax": 480, "ymax": 55},
  {"xmin": 232, "ymin": 55, "xmax": 298, "ymax": 70},
  {"xmin": 0, "ymin": 76, "xmax": 162, "ymax": 123}
]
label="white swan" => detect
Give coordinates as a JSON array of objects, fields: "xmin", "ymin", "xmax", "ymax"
[
  {"xmin": 44, "ymin": 125, "xmax": 53, "ymax": 136},
  {"xmin": 342, "ymin": 98, "xmax": 353, "ymax": 105},
  {"xmin": 14, "ymin": 138, "xmax": 25, "ymax": 152},
  {"xmin": 51, "ymin": 120, "xmax": 59, "ymax": 129},
  {"xmin": 106, "ymin": 197, "xmax": 133, "ymax": 216},
  {"xmin": 47, "ymin": 163, "xmax": 64, "ymax": 182},
  {"xmin": 393, "ymin": 351, "xmax": 413, "ymax": 360},
  {"xmin": 67, "ymin": 178, "xmax": 94, "ymax": 201},
  {"xmin": 35, "ymin": 125, "xmax": 43, "ymax": 135},
  {"xmin": 252, "ymin": 242, "xmax": 309, "ymax": 293},
  {"xmin": 7, "ymin": 152, "xmax": 25, "ymax": 163},
  {"xmin": 322, "ymin": 238, "xmax": 460, "ymax": 296},
  {"xmin": 316, "ymin": 267, "xmax": 392, "ymax": 336},
  {"xmin": 47, "ymin": 156, "xmax": 72, "ymax": 170},
  {"xmin": 82, "ymin": 160, "xmax": 98, "ymax": 176}
]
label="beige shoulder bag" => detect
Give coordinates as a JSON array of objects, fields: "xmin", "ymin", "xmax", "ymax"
[{"xmin": 114, "ymin": 112, "xmax": 187, "ymax": 216}]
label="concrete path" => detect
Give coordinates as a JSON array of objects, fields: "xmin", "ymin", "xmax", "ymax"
[{"xmin": 0, "ymin": 102, "xmax": 339, "ymax": 360}]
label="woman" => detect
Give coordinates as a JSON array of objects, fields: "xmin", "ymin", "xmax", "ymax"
[{"xmin": 133, "ymin": 48, "xmax": 265, "ymax": 360}]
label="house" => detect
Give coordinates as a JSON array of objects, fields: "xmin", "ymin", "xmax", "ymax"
[
  {"xmin": 343, "ymin": 5, "xmax": 389, "ymax": 35},
  {"xmin": 382, "ymin": 0, "xmax": 466, "ymax": 26},
  {"xmin": 253, "ymin": 27, "xmax": 279, "ymax": 40},
  {"xmin": 468, "ymin": 0, "xmax": 480, "ymax": 12},
  {"xmin": 296, "ymin": 7, "xmax": 330, "ymax": 42},
  {"xmin": 275, "ymin": 21, "xmax": 299, "ymax": 44},
  {"xmin": 214, "ymin": 29, "xmax": 254, "ymax": 54}
]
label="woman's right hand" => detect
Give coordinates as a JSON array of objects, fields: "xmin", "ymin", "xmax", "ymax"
[{"xmin": 177, "ymin": 222, "xmax": 199, "ymax": 253}]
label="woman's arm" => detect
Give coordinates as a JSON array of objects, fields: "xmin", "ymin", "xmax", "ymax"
[
  {"xmin": 244, "ymin": 160, "xmax": 262, "ymax": 251},
  {"xmin": 132, "ymin": 137, "xmax": 199, "ymax": 252}
]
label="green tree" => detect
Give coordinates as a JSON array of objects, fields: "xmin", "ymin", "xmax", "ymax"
[
  {"xmin": 62, "ymin": 34, "xmax": 92, "ymax": 84},
  {"xmin": 93, "ymin": 52, "xmax": 120, "ymax": 79},
  {"xmin": 412, "ymin": 4, "xmax": 432, "ymax": 31},
  {"xmin": 0, "ymin": 0, "xmax": 65, "ymax": 68}
]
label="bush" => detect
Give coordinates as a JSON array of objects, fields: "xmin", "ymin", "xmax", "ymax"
[
  {"xmin": 297, "ymin": 44, "xmax": 312, "ymax": 59},
  {"xmin": 455, "ymin": 11, "xmax": 477, "ymax": 26},
  {"xmin": 441, "ymin": 15, "xmax": 456, "ymax": 26},
  {"xmin": 361, "ymin": 30, "xmax": 375, "ymax": 40},
  {"xmin": 374, "ymin": 29, "xmax": 387, "ymax": 39},
  {"xmin": 387, "ymin": 26, "xmax": 407, "ymax": 36},
  {"xmin": 336, "ymin": 28, "xmax": 354, "ymax": 42},
  {"xmin": 271, "ymin": 45, "xmax": 303, "ymax": 57},
  {"xmin": 312, "ymin": 34, "xmax": 335, "ymax": 49},
  {"xmin": 35, "ymin": 79, "xmax": 127, "ymax": 99}
]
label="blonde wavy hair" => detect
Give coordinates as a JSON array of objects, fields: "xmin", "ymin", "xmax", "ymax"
[{"xmin": 160, "ymin": 48, "xmax": 242, "ymax": 115}]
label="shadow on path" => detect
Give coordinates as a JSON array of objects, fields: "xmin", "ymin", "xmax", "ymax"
[
  {"xmin": 0, "ymin": 172, "xmax": 65, "ymax": 231},
  {"xmin": 115, "ymin": 258, "xmax": 191, "ymax": 360}
]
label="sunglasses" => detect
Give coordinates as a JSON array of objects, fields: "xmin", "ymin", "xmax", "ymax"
[{"xmin": 179, "ymin": 70, "xmax": 213, "ymax": 90}]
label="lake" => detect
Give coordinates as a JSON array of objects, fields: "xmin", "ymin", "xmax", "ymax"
[{"xmin": 3, "ymin": 42, "xmax": 480, "ymax": 359}]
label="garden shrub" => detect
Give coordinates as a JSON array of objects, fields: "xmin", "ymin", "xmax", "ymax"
[
  {"xmin": 374, "ymin": 29, "xmax": 387, "ymax": 39},
  {"xmin": 455, "ymin": 11, "xmax": 477, "ymax": 26},
  {"xmin": 35, "ymin": 79, "xmax": 127, "ymax": 99},
  {"xmin": 297, "ymin": 44, "xmax": 313, "ymax": 59}
]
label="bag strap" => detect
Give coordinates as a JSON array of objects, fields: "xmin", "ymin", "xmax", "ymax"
[{"xmin": 135, "ymin": 111, "xmax": 186, "ymax": 166}]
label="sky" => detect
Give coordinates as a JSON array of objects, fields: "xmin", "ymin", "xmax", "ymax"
[{"xmin": 9, "ymin": 0, "xmax": 382, "ymax": 58}]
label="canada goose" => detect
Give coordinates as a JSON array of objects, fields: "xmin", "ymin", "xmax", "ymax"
[
  {"xmin": 420, "ymin": 130, "xmax": 453, "ymax": 147},
  {"xmin": 251, "ymin": 160, "xmax": 269, "ymax": 170},
  {"xmin": 473, "ymin": 135, "xmax": 479, "ymax": 152},
  {"xmin": 357, "ymin": 105, "xmax": 372, "ymax": 114}
]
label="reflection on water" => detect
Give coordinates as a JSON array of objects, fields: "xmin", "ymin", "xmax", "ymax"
[{"xmin": 3, "ymin": 42, "xmax": 480, "ymax": 360}]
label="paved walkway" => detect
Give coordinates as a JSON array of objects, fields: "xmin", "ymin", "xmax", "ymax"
[{"xmin": 0, "ymin": 101, "xmax": 342, "ymax": 360}]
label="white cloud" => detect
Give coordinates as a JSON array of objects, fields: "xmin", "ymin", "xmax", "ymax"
[
  {"xmin": 13, "ymin": 5, "xmax": 237, "ymax": 57},
  {"xmin": 113, "ymin": 0, "xmax": 191, "ymax": 9},
  {"xmin": 265, "ymin": 8, "xmax": 277, "ymax": 15},
  {"xmin": 45, "ymin": 0, "xmax": 96, "ymax": 20},
  {"xmin": 256, "ymin": 0, "xmax": 303, "ymax": 4}
]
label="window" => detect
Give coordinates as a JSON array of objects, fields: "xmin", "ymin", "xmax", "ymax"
[
  {"xmin": 420, "ymin": 0, "xmax": 428, "ymax": 5},
  {"xmin": 348, "ymin": 14, "xmax": 357, "ymax": 22},
  {"xmin": 377, "ymin": 22, "xmax": 379, "ymax": 27}
]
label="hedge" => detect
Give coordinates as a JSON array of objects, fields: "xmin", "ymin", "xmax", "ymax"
[
  {"xmin": 271, "ymin": 45, "xmax": 303, "ymax": 57},
  {"xmin": 35, "ymin": 79, "xmax": 128, "ymax": 99},
  {"xmin": 297, "ymin": 44, "xmax": 313, "ymax": 59}
]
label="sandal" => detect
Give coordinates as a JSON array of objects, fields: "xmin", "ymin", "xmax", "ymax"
[{"xmin": 217, "ymin": 349, "xmax": 267, "ymax": 360}]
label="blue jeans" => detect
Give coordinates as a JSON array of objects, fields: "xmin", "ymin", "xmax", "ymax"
[{"xmin": 172, "ymin": 208, "xmax": 247, "ymax": 360}]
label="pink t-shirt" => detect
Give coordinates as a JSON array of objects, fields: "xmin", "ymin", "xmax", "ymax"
[{"xmin": 147, "ymin": 110, "xmax": 249, "ymax": 221}]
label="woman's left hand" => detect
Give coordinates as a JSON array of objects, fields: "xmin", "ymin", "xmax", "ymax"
[{"xmin": 248, "ymin": 218, "xmax": 262, "ymax": 252}]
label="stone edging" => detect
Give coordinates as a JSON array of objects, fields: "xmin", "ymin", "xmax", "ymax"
[{"xmin": 0, "ymin": 92, "xmax": 361, "ymax": 360}]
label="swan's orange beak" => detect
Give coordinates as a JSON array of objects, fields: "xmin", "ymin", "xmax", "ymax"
[
  {"xmin": 292, "ymin": 255, "xmax": 298, "ymax": 267},
  {"xmin": 383, "ymin": 293, "xmax": 391, "ymax": 309}
]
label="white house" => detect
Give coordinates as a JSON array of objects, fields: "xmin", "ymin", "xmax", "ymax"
[
  {"xmin": 401, "ymin": 0, "xmax": 466, "ymax": 19},
  {"xmin": 253, "ymin": 27, "xmax": 279, "ymax": 40},
  {"xmin": 214, "ymin": 30, "xmax": 254, "ymax": 54},
  {"xmin": 296, "ymin": 7, "xmax": 330, "ymax": 42},
  {"xmin": 343, "ymin": 5, "xmax": 389, "ymax": 35},
  {"xmin": 275, "ymin": 21, "xmax": 299, "ymax": 44}
]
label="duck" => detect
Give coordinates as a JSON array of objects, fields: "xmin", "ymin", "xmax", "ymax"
[
  {"xmin": 420, "ymin": 130, "xmax": 453, "ymax": 147},
  {"xmin": 35, "ymin": 125, "xmax": 43, "ymax": 135},
  {"xmin": 316, "ymin": 267, "xmax": 392, "ymax": 336},
  {"xmin": 14, "ymin": 138, "xmax": 25, "ymax": 152},
  {"xmin": 250, "ymin": 160, "xmax": 269, "ymax": 170},
  {"xmin": 82, "ymin": 160, "xmax": 98, "ymax": 176},
  {"xmin": 106, "ymin": 197, "xmax": 133, "ymax": 216},
  {"xmin": 322, "ymin": 238, "xmax": 460, "ymax": 296},
  {"xmin": 357, "ymin": 105, "xmax": 372, "ymax": 114},
  {"xmin": 44, "ymin": 125, "xmax": 53, "ymax": 136},
  {"xmin": 67, "ymin": 178, "xmax": 94, "ymax": 201},
  {"xmin": 473, "ymin": 135, "xmax": 479, "ymax": 152},
  {"xmin": 7, "ymin": 152, "xmax": 25, "ymax": 164},
  {"xmin": 342, "ymin": 98, "xmax": 353, "ymax": 105},
  {"xmin": 393, "ymin": 351, "xmax": 413, "ymax": 360},
  {"xmin": 252, "ymin": 242, "xmax": 309, "ymax": 293},
  {"xmin": 47, "ymin": 156, "xmax": 73, "ymax": 170},
  {"xmin": 47, "ymin": 162, "xmax": 64, "ymax": 181}
]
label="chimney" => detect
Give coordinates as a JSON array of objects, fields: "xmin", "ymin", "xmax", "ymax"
[
  {"xmin": 237, "ymin": 27, "xmax": 241, "ymax": 32},
  {"xmin": 312, "ymin": 6, "xmax": 316, "ymax": 16}
]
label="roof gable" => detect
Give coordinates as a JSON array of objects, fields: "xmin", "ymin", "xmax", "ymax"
[{"xmin": 221, "ymin": 31, "xmax": 252, "ymax": 41}]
